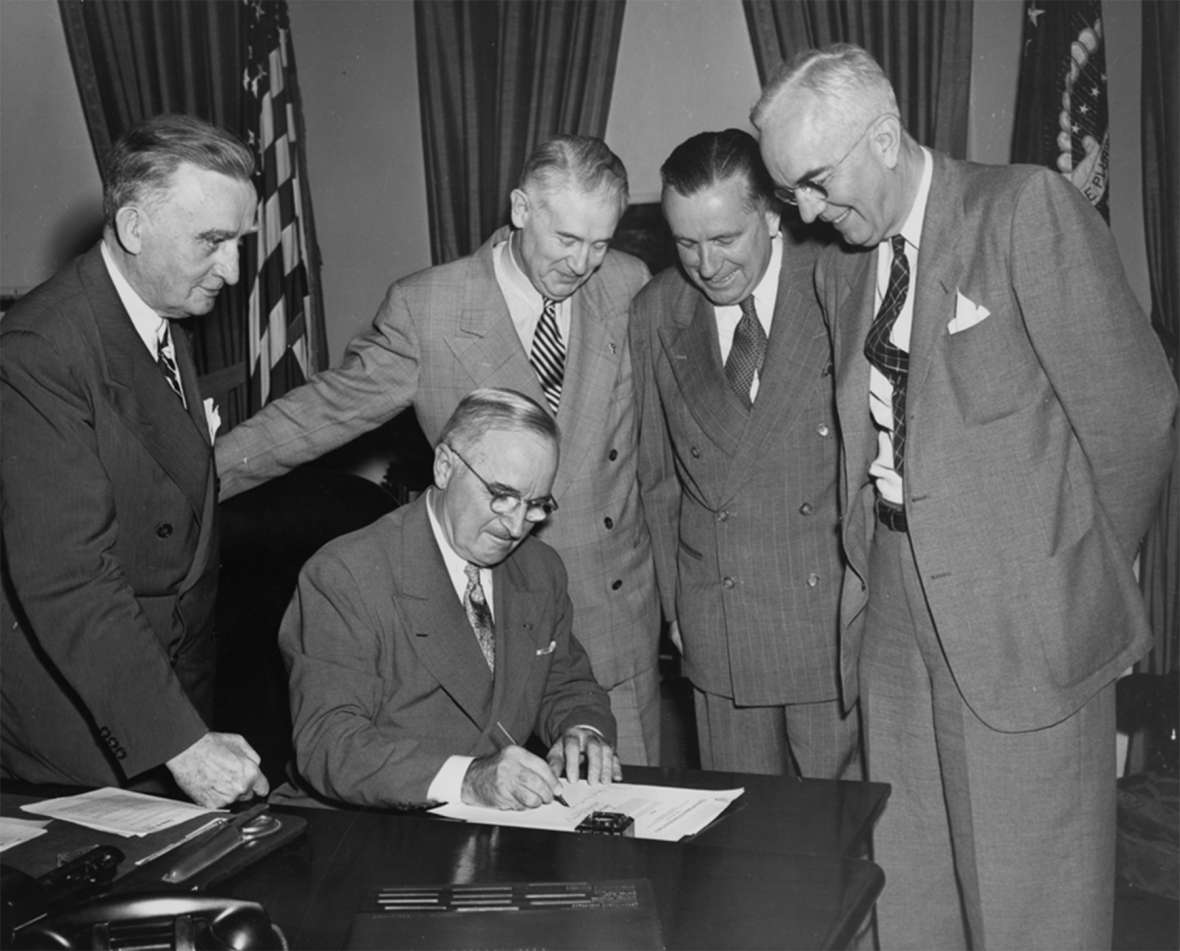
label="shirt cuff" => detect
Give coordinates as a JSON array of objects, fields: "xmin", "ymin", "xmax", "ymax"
[{"xmin": 426, "ymin": 755, "xmax": 475, "ymax": 804}]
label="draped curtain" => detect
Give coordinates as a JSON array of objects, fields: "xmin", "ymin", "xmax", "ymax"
[
  {"xmin": 742, "ymin": 0, "xmax": 973, "ymax": 159},
  {"xmin": 414, "ymin": 0, "xmax": 627, "ymax": 264},
  {"xmin": 58, "ymin": 0, "xmax": 324, "ymax": 428},
  {"xmin": 1137, "ymin": 0, "xmax": 1179, "ymax": 674}
]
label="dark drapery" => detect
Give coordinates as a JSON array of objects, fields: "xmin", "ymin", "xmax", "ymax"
[
  {"xmin": 1137, "ymin": 0, "xmax": 1179, "ymax": 674},
  {"xmin": 741, "ymin": 0, "xmax": 973, "ymax": 159},
  {"xmin": 414, "ymin": 0, "xmax": 627, "ymax": 264},
  {"xmin": 58, "ymin": 0, "xmax": 324, "ymax": 427}
]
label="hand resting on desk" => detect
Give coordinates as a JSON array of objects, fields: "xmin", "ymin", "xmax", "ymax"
[
  {"xmin": 167, "ymin": 731, "xmax": 270, "ymax": 808},
  {"xmin": 547, "ymin": 725, "xmax": 621, "ymax": 788}
]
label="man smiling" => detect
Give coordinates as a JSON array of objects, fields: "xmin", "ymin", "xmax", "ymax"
[
  {"xmin": 631, "ymin": 130, "xmax": 857, "ymax": 780},
  {"xmin": 216, "ymin": 135, "xmax": 661, "ymax": 766}
]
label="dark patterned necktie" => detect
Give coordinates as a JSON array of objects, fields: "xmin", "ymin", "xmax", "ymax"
[
  {"xmin": 863, "ymin": 235, "xmax": 911, "ymax": 472},
  {"xmin": 725, "ymin": 296, "xmax": 767, "ymax": 408},
  {"xmin": 156, "ymin": 323, "xmax": 186, "ymax": 408},
  {"xmin": 463, "ymin": 562, "xmax": 495, "ymax": 672},
  {"xmin": 529, "ymin": 297, "xmax": 565, "ymax": 414}
]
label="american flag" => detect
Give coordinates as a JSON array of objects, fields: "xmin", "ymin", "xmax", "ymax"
[
  {"xmin": 1010, "ymin": 0, "xmax": 1110, "ymax": 222},
  {"xmin": 242, "ymin": 0, "xmax": 324, "ymax": 406}
]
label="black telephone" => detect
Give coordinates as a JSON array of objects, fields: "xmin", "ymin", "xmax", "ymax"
[{"xmin": 10, "ymin": 892, "xmax": 287, "ymax": 950}]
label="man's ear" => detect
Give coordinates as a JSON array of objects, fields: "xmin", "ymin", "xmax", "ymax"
[
  {"xmin": 873, "ymin": 114, "xmax": 903, "ymax": 170},
  {"xmin": 113, "ymin": 205, "xmax": 145, "ymax": 255},
  {"xmin": 509, "ymin": 188, "xmax": 529, "ymax": 230},
  {"xmin": 432, "ymin": 443, "xmax": 454, "ymax": 491}
]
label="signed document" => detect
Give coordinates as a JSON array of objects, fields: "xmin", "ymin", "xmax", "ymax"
[{"xmin": 429, "ymin": 780, "xmax": 743, "ymax": 841}]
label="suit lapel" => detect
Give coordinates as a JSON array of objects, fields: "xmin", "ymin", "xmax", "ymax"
[
  {"xmin": 394, "ymin": 501, "xmax": 495, "ymax": 729},
  {"xmin": 832, "ymin": 245, "xmax": 879, "ymax": 489},
  {"xmin": 78, "ymin": 247, "xmax": 209, "ymax": 515},
  {"xmin": 488, "ymin": 550, "xmax": 548, "ymax": 731}
]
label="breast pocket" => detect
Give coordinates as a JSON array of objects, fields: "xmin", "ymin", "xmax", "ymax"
[{"xmin": 944, "ymin": 305, "xmax": 1044, "ymax": 425}]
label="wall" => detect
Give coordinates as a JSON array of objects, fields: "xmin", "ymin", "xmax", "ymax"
[{"xmin": 0, "ymin": 0, "xmax": 1151, "ymax": 342}]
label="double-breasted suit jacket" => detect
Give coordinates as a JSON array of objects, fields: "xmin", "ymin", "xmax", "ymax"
[
  {"xmin": 279, "ymin": 495, "xmax": 617, "ymax": 807},
  {"xmin": 819, "ymin": 153, "xmax": 1177, "ymax": 731},
  {"xmin": 217, "ymin": 230, "xmax": 657, "ymax": 696},
  {"xmin": 631, "ymin": 234, "xmax": 843, "ymax": 706},
  {"xmin": 2, "ymin": 244, "xmax": 218, "ymax": 784}
]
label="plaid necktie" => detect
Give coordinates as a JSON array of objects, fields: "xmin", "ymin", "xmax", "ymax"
[
  {"xmin": 463, "ymin": 562, "xmax": 495, "ymax": 672},
  {"xmin": 725, "ymin": 296, "xmax": 767, "ymax": 408},
  {"xmin": 863, "ymin": 235, "xmax": 911, "ymax": 472},
  {"xmin": 530, "ymin": 297, "xmax": 565, "ymax": 414},
  {"xmin": 156, "ymin": 323, "xmax": 187, "ymax": 408}
]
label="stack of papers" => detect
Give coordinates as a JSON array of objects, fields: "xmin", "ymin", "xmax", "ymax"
[
  {"xmin": 430, "ymin": 780, "xmax": 743, "ymax": 841},
  {"xmin": 0, "ymin": 816, "xmax": 50, "ymax": 852},
  {"xmin": 20, "ymin": 787, "xmax": 219, "ymax": 837}
]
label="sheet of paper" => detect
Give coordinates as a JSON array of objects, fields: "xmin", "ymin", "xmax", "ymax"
[
  {"xmin": 429, "ymin": 780, "xmax": 743, "ymax": 841},
  {"xmin": 21, "ymin": 787, "xmax": 219, "ymax": 837},
  {"xmin": 0, "ymin": 816, "xmax": 50, "ymax": 852}
]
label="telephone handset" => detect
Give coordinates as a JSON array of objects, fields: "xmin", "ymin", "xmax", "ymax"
[{"xmin": 11, "ymin": 891, "xmax": 287, "ymax": 950}]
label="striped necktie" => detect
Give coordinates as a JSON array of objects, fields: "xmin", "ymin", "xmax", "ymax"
[
  {"xmin": 529, "ymin": 297, "xmax": 565, "ymax": 414},
  {"xmin": 156, "ymin": 323, "xmax": 187, "ymax": 408},
  {"xmin": 863, "ymin": 235, "xmax": 911, "ymax": 472},
  {"xmin": 725, "ymin": 296, "xmax": 767, "ymax": 408},
  {"xmin": 463, "ymin": 562, "xmax": 495, "ymax": 671}
]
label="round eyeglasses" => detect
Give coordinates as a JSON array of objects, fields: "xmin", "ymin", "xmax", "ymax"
[
  {"xmin": 447, "ymin": 444, "xmax": 558, "ymax": 522},
  {"xmin": 773, "ymin": 113, "xmax": 898, "ymax": 207}
]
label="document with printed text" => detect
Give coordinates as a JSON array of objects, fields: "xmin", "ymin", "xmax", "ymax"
[{"xmin": 21, "ymin": 787, "xmax": 220, "ymax": 837}]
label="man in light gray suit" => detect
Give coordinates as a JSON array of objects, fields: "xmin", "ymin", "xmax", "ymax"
[
  {"xmin": 216, "ymin": 136, "xmax": 659, "ymax": 765},
  {"xmin": 631, "ymin": 130, "xmax": 857, "ymax": 779},
  {"xmin": 754, "ymin": 43, "xmax": 1177, "ymax": 949}
]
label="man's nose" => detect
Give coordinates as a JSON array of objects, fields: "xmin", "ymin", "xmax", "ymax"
[
  {"xmin": 698, "ymin": 245, "xmax": 721, "ymax": 278},
  {"xmin": 795, "ymin": 191, "xmax": 826, "ymax": 224},
  {"xmin": 213, "ymin": 241, "xmax": 241, "ymax": 285},
  {"xmin": 568, "ymin": 245, "xmax": 591, "ymax": 276},
  {"xmin": 500, "ymin": 504, "xmax": 531, "ymax": 538}
]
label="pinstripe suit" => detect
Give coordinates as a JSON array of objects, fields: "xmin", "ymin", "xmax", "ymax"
[
  {"xmin": 631, "ymin": 230, "xmax": 859, "ymax": 778},
  {"xmin": 217, "ymin": 228, "xmax": 660, "ymax": 764}
]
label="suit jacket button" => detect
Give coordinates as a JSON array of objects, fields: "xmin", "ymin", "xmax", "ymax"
[
  {"xmin": 603, "ymin": 516, "xmax": 614, "ymax": 529},
  {"xmin": 608, "ymin": 449, "xmax": 618, "ymax": 461},
  {"xmin": 690, "ymin": 446, "xmax": 701, "ymax": 458},
  {"xmin": 822, "ymin": 362, "xmax": 833, "ymax": 376},
  {"xmin": 722, "ymin": 576, "xmax": 736, "ymax": 589},
  {"xmin": 816, "ymin": 424, "xmax": 831, "ymax": 438},
  {"xmin": 807, "ymin": 573, "xmax": 820, "ymax": 587},
  {"xmin": 799, "ymin": 502, "xmax": 813, "ymax": 516},
  {"xmin": 611, "ymin": 579, "xmax": 623, "ymax": 590},
  {"xmin": 156, "ymin": 522, "xmax": 174, "ymax": 538},
  {"xmin": 716, "ymin": 510, "xmax": 729, "ymax": 522}
]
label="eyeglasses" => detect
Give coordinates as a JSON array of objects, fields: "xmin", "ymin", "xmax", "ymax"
[
  {"xmin": 447, "ymin": 444, "xmax": 559, "ymax": 522},
  {"xmin": 773, "ymin": 113, "xmax": 897, "ymax": 207}
]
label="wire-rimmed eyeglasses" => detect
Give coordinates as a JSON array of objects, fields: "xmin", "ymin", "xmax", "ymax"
[
  {"xmin": 773, "ymin": 113, "xmax": 898, "ymax": 207},
  {"xmin": 447, "ymin": 444, "xmax": 558, "ymax": 522}
]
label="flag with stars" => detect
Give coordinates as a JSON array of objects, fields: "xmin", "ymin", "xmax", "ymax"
[
  {"xmin": 1011, "ymin": 0, "xmax": 1110, "ymax": 221},
  {"xmin": 242, "ymin": 0, "xmax": 325, "ymax": 407}
]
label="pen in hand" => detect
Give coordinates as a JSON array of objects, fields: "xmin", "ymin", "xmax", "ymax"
[{"xmin": 496, "ymin": 720, "xmax": 570, "ymax": 807}]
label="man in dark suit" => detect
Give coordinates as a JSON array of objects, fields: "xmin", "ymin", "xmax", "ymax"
[
  {"xmin": 1, "ymin": 115, "xmax": 269, "ymax": 808},
  {"xmin": 631, "ymin": 130, "xmax": 858, "ymax": 779},
  {"xmin": 753, "ymin": 44, "xmax": 1177, "ymax": 948},
  {"xmin": 216, "ymin": 135, "xmax": 659, "ymax": 766},
  {"xmin": 280, "ymin": 388, "xmax": 619, "ymax": 808}
]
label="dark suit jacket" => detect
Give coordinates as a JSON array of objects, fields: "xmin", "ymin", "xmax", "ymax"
[
  {"xmin": 820, "ymin": 154, "xmax": 1178, "ymax": 731},
  {"xmin": 279, "ymin": 494, "xmax": 617, "ymax": 808},
  {"xmin": 218, "ymin": 230, "xmax": 656, "ymax": 692},
  {"xmin": 1, "ymin": 244, "xmax": 217, "ymax": 784},
  {"xmin": 631, "ymin": 234, "xmax": 842, "ymax": 705}
]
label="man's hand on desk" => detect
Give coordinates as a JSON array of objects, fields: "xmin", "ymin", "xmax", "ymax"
[
  {"xmin": 462, "ymin": 745, "xmax": 566, "ymax": 810},
  {"xmin": 166, "ymin": 731, "xmax": 270, "ymax": 808},
  {"xmin": 547, "ymin": 726, "xmax": 622, "ymax": 787}
]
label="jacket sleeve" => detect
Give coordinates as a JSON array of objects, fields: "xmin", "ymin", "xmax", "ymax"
[
  {"xmin": 215, "ymin": 279, "xmax": 422, "ymax": 499},
  {"xmin": 1, "ymin": 328, "xmax": 207, "ymax": 778},
  {"xmin": 628, "ymin": 287, "xmax": 681, "ymax": 621},
  {"xmin": 1010, "ymin": 171, "xmax": 1178, "ymax": 556}
]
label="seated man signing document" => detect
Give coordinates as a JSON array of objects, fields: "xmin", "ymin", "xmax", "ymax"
[{"xmin": 279, "ymin": 388, "xmax": 621, "ymax": 809}]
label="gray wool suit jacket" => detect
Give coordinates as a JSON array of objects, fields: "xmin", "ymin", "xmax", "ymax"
[
  {"xmin": 631, "ymin": 232, "xmax": 844, "ymax": 706},
  {"xmin": 821, "ymin": 153, "xmax": 1177, "ymax": 731},
  {"xmin": 217, "ymin": 230, "xmax": 657, "ymax": 692}
]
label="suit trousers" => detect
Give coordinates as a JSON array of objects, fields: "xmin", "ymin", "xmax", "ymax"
[
  {"xmin": 693, "ymin": 686, "xmax": 861, "ymax": 779},
  {"xmin": 862, "ymin": 526, "xmax": 1116, "ymax": 950},
  {"xmin": 608, "ymin": 667, "xmax": 661, "ymax": 766}
]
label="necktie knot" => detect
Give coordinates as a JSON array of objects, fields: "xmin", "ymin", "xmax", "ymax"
[
  {"xmin": 156, "ymin": 322, "xmax": 186, "ymax": 407},
  {"xmin": 530, "ymin": 298, "xmax": 565, "ymax": 414}
]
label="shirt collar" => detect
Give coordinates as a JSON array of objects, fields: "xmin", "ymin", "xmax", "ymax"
[
  {"xmin": 425, "ymin": 487, "xmax": 493, "ymax": 601},
  {"xmin": 101, "ymin": 239, "xmax": 167, "ymax": 356},
  {"xmin": 896, "ymin": 146, "xmax": 933, "ymax": 252}
]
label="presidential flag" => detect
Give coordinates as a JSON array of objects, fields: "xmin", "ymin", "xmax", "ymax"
[
  {"xmin": 1011, "ymin": 0, "xmax": 1110, "ymax": 222},
  {"xmin": 242, "ymin": 0, "xmax": 325, "ymax": 407}
]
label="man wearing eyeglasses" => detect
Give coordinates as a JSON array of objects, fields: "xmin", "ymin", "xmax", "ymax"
[
  {"xmin": 752, "ymin": 44, "xmax": 1177, "ymax": 949},
  {"xmin": 279, "ymin": 388, "xmax": 619, "ymax": 809}
]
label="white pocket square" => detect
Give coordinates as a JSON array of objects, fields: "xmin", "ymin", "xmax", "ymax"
[
  {"xmin": 535, "ymin": 640, "xmax": 557, "ymax": 656},
  {"xmin": 948, "ymin": 291, "xmax": 990, "ymax": 334}
]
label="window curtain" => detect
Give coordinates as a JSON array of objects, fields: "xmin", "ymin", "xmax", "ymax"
[
  {"xmin": 414, "ymin": 0, "xmax": 627, "ymax": 265},
  {"xmin": 58, "ymin": 0, "xmax": 325, "ymax": 428},
  {"xmin": 741, "ymin": 0, "xmax": 973, "ymax": 159},
  {"xmin": 1137, "ymin": 0, "xmax": 1179, "ymax": 675}
]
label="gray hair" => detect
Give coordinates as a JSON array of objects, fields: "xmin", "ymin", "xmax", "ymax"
[
  {"xmin": 438, "ymin": 388, "xmax": 559, "ymax": 455},
  {"xmin": 751, "ymin": 43, "xmax": 898, "ymax": 132},
  {"xmin": 103, "ymin": 114, "xmax": 255, "ymax": 229},
  {"xmin": 518, "ymin": 135, "xmax": 629, "ymax": 214}
]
